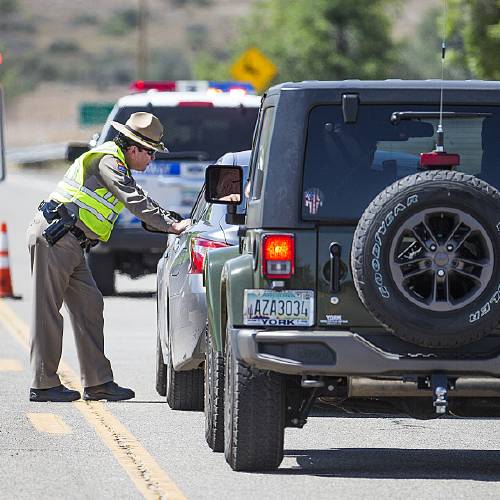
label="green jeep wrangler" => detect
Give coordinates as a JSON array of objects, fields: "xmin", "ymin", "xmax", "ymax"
[{"xmin": 203, "ymin": 80, "xmax": 500, "ymax": 471}]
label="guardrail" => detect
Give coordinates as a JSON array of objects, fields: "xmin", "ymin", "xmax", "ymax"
[{"xmin": 6, "ymin": 143, "xmax": 68, "ymax": 165}]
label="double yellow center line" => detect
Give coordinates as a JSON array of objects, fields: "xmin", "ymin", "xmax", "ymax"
[{"xmin": 0, "ymin": 299, "xmax": 186, "ymax": 500}]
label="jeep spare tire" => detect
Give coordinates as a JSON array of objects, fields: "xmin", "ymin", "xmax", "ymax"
[{"xmin": 352, "ymin": 170, "xmax": 500, "ymax": 348}]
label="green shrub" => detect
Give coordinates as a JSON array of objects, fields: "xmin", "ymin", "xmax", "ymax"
[
  {"xmin": 0, "ymin": 0, "xmax": 18, "ymax": 14},
  {"xmin": 187, "ymin": 24, "xmax": 208, "ymax": 51},
  {"xmin": 103, "ymin": 8, "xmax": 140, "ymax": 36},
  {"xmin": 72, "ymin": 13, "xmax": 99, "ymax": 26},
  {"xmin": 49, "ymin": 40, "xmax": 80, "ymax": 53},
  {"xmin": 149, "ymin": 49, "xmax": 192, "ymax": 80}
]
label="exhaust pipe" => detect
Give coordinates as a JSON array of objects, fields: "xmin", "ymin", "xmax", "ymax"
[{"xmin": 348, "ymin": 377, "xmax": 500, "ymax": 398}]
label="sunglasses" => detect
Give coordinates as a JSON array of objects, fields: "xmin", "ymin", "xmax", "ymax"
[{"xmin": 137, "ymin": 146, "xmax": 156, "ymax": 158}]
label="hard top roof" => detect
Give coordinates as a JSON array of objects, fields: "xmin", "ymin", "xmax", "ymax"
[
  {"xmin": 117, "ymin": 91, "xmax": 261, "ymax": 108},
  {"xmin": 268, "ymin": 79, "xmax": 500, "ymax": 94}
]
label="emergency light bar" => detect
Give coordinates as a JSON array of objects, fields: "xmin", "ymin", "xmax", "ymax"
[
  {"xmin": 130, "ymin": 80, "xmax": 177, "ymax": 92},
  {"xmin": 129, "ymin": 80, "xmax": 255, "ymax": 95}
]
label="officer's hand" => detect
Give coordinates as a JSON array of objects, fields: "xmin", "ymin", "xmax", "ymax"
[
  {"xmin": 170, "ymin": 218, "xmax": 191, "ymax": 234},
  {"xmin": 218, "ymin": 193, "xmax": 241, "ymax": 202}
]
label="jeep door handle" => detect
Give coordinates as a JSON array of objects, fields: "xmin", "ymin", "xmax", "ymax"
[{"xmin": 329, "ymin": 242, "xmax": 342, "ymax": 293}]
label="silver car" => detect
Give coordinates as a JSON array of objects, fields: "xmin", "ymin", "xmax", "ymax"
[{"xmin": 155, "ymin": 150, "xmax": 251, "ymax": 410}]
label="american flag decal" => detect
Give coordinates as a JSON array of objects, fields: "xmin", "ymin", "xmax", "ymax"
[{"xmin": 304, "ymin": 188, "xmax": 324, "ymax": 215}]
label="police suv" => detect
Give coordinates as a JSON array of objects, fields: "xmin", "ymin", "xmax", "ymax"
[{"xmin": 73, "ymin": 81, "xmax": 260, "ymax": 295}]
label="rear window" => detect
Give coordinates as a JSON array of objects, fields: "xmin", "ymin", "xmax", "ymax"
[
  {"xmin": 302, "ymin": 104, "xmax": 500, "ymax": 222},
  {"xmin": 104, "ymin": 105, "xmax": 259, "ymax": 160}
]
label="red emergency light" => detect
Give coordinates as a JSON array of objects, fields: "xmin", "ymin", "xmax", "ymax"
[{"xmin": 129, "ymin": 80, "xmax": 176, "ymax": 92}]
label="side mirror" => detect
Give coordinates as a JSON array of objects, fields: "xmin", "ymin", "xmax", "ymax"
[
  {"xmin": 0, "ymin": 86, "xmax": 5, "ymax": 182},
  {"xmin": 204, "ymin": 165, "xmax": 243, "ymax": 205},
  {"xmin": 66, "ymin": 142, "xmax": 91, "ymax": 163}
]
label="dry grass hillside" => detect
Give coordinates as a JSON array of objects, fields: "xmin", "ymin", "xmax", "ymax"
[{"xmin": 3, "ymin": 0, "xmax": 440, "ymax": 149}]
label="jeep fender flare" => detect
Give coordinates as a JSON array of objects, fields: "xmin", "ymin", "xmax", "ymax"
[
  {"xmin": 204, "ymin": 245, "xmax": 240, "ymax": 352},
  {"xmin": 222, "ymin": 254, "xmax": 254, "ymax": 351}
]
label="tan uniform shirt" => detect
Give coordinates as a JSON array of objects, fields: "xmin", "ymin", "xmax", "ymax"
[{"xmin": 66, "ymin": 154, "xmax": 178, "ymax": 240}]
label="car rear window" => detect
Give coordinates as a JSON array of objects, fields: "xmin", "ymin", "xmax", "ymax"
[
  {"xmin": 105, "ymin": 105, "xmax": 259, "ymax": 160},
  {"xmin": 302, "ymin": 104, "xmax": 500, "ymax": 222}
]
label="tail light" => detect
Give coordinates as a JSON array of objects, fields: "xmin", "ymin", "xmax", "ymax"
[
  {"xmin": 190, "ymin": 237, "xmax": 229, "ymax": 274},
  {"xmin": 261, "ymin": 234, "xmax": 295, "ymax": 279}
]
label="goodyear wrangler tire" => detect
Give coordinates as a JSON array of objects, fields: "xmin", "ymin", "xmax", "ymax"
[
  {"xmin": 224, "ymin": 331, "xmax": 285, "ymax": 471},
  {"xmin": 352, "ymin": 170, "xmax": 500, "ymax": 348}
]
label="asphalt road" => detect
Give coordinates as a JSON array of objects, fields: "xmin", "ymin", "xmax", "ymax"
[{"xmin": 1, "ymin": 167, "xmax": 500, "ymax": 499}]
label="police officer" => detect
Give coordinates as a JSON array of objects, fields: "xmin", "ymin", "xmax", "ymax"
[{"xmin": 27, "ymin": 112, "xmax": 190, "ymax": 402}]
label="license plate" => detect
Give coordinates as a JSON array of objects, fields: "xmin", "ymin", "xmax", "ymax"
[{"xmin": 243, "ymin": 290, "xmax": 314, "ymax": 327}]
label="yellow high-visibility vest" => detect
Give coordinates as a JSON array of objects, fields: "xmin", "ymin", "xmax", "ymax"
[{"xmin": 50, "ymin": 142, "xmax": 128, "ymax": 241}]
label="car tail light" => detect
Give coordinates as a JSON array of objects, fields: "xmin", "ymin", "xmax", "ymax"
[
  {"xmin": 190, "ymin": 237, "xmax": 229, "ymax": 274},
  {"xmin": 261, "ymin": 234, "xmax": 295, "ymax": 279}
]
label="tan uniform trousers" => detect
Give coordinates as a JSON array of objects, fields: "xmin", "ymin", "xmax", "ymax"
[{"xmin": 27, "ymin": 211, "xmax": 113, "ymax": 389}]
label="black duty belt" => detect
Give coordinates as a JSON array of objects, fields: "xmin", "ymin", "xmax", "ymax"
[
  {"xmin": 39, "ymin": 200, "xmax": 98, "ymax": 250},
  {"xmin": 69, "ymin": 225, "xmax": 93, "ymax": 245}
]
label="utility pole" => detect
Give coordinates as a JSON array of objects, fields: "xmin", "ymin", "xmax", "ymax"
[{"xmin": 137, "ymin": 0, "xmax": 148, "ymax": 79}]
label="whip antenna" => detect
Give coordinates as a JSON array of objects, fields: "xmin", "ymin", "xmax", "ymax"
[
  {"xmin": 436, "ymin": 0, "xmax": 448, "ymax": 152},
  {"xmin": 418, "ymin": 0, "xmax": 460, "ymax": 171}
]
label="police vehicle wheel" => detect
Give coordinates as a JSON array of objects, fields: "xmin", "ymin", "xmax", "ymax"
[
  {"xmin": 204, "ymin": 325, "xmax": 224, "ymax": 452},
  {"xmin": 87, "ymin": 252, "xmax": 115, "ymax": 296},
  {"xmin": 224, "ymin": 329, "xmax": 285, "ymax": 471},
  {"xmin": 166, "ymin": 335, "xmax": 204, "ymax": 411},
  {"xmin": 352, "ymin": 170, "xmax": 500, "ymax": 348}
]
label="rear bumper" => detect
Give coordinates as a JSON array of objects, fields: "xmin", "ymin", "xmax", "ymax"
[{"xmin": 230, "ymin": 329, "xmax": 500, "ymax": 377}]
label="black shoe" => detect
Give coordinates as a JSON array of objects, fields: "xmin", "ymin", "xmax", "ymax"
[
  {"xmin": 83, "ymin": 381, "xmax": 135, "ymax": 401},
  {"xmin": 30, "ymin": 384, "xmax": 81, "ymax": 402}
]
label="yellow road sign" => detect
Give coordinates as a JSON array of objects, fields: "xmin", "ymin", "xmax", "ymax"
[{"xmin": 230, "ymin": 47, "xmax": 278, "ymax": 93}]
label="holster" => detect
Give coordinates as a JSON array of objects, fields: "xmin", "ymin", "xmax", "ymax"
[{"xmin": 40, "ymin": 200, "xmax": 77, "ymax": 246}]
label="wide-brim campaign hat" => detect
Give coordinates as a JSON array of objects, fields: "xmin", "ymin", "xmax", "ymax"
[{"xmin": 111, "ymin": 112, "xmax": 168, "ymax": 152}]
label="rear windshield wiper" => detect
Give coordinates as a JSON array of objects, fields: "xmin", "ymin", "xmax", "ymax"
[
  {"xmin": 391, "ymin": 111, "xmax": 492, "ymax": 124},
  {"xmin": 156, "ymin": 150, "xmax": 210, "ymax": 161}
]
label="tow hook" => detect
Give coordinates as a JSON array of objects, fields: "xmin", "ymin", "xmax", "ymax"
[
  {"xmin": 286, "ymin": 377, "xmax": 324, "ymax": 428},
  {"xmin": 432, "ymin": 374, "xmax": 449, "ymax": 415}
]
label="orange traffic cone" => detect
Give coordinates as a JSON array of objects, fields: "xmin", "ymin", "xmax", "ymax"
[{"xmin": 0, "ymin": 222, "xmax": 15, "ymax": 298}]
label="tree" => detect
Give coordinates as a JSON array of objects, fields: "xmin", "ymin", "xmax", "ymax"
[
  {"xmin": 447, "ymin": 0, "xmax": 500, "ymax": 79},
  {"xmin": 211, "ymin": 0, "xmax": 398, "ymax": 83},
  {"xmin": 396, "ymin": 6, "xmax": 472, "ymax": 80},
  {"xmin": 0, "ymin": 0, "xmax": 18, "ymax": 15}
]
